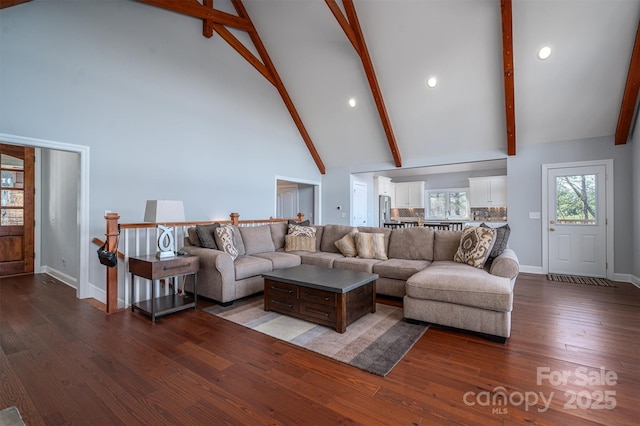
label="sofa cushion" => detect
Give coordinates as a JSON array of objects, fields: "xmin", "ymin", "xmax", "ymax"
[
  {"xmin": 270, "ymin": 222, "xmax": 288, "ymax": 250},
  {"xmin": 284, "ymin": 235, "xmax": 317, "ymax": 252},
  {"xmin": 334, "ymin": 229, "xmax": 358, "ymax": 257},
  {"xmin": 254, "ymin": 252, "xmax": 301, "ymax": 270},
  {"xmin": 373, "ymin": 258, "xmax": 431, "ymax": 281},
  {"xmin": 296, "ymin": 251, "xmax": 344, "ymax": 268},
  {"xmin": 195, "ymin": 223, "xmax": 219, "ymax": 249},
  {"xmin": 215, "ymin": 225, "xmax": 239, "ymax": 260},
  {"xmin": 357, "ymin": 226, "xmax": 392, "ymax": 252},
  {"xmin": 234, "ymin": 255, "xmax": 273, "ymax": 280},
  {"xmin": 433, "ymin": 230, "xmax": 463, "ymax": 260},
  {"xmin": 454, "ymin": 226, "xmax": 495, "ymax": 268},
  {"xmin": 387, "ymin": 227, "xmax": 434, "ymax": 260},
  {"xmin": 320, "ymin": 225, "xmax": 355, "ymax": 253},
  {"xmin": 406, "ymin": 261, "xmax": 513, "ymax": 312},
  {"xmin": 354, "ymin": 232, "xmax": 388, "ymax": 260},
  {"xmin": 240, "ymin": 225, "xmax": 276, "ymax": 255},
  {"xmin": 481, "ymin": 223, "xmax": 511, "ymax": 261},
  {"xmin": 187, "ymin": 227, "xmax": 201, "ymax": 247},
  {"xmin": 333, "ymin": 257, "xmax": 383, "ymax": 273}
]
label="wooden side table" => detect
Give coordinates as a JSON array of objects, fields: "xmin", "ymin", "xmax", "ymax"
[{"xmin": 128, "ymin": 254, "xmax": 199, "ymax": 322}]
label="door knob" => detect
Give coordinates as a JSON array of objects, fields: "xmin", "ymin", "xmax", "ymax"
[
  {"xmin": 550, "ymin": 220, "xmax": 555, "ymax": 224},
  {"xmin": 550, "ymin": 227, "xmax": 555, "ymax": 232}
]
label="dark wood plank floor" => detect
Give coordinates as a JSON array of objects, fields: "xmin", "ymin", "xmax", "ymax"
[{"xmin": 1, "ymin": 273, "xmax": 638, "ymax": 425}]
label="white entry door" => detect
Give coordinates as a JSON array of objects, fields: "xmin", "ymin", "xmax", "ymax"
[
  {"xmin": 277, "ymin": 184, "xmax": 298, "ymax": 219},
  {"xmin": 353, "ymin": 182, "xmax": 367, "ymax": 226},
  {"xmin": 547, "ymin": 165, "xmax": 607, "ymax": 277}
]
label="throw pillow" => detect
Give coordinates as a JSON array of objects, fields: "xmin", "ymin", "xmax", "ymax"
[
  {"xmin": 288, "ymin": 224, "xmax": 316, "ymax": 237},
  {"xmin": 480, "ymin": 223, "xmax": 511, "ymax": 261},
  {"xmin": 354, "ymin": 232, "xmax": 388, "ymax": 260},
  {"xmin": 214, "ymin": 224, "xmax": 239, "ymax": 260},
  {"xmin": 454, "ymin": 226, "xmax": 496, "ymax": 268},
  {"xmin": 195, "ymin": 223, "xmax": 219, "ymax": 249},
  {"xmin": 284, "ymin": 235, "xmax": 317, "ymax": 252},
  {"xmin": 334, "ymin": 229, "xmax": 359, "ymax": 257},
  {"xmin": 288, "ymin": 219, "xmax": 310, "ymax": 227}
]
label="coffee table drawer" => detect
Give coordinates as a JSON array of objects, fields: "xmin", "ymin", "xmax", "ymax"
[
  {"xmin": 300, "ymin": 287, "xmax": 337, "ymax": 307},
  {"xmin": 299, "ymin": 301, "xmax": 337, "ymax": 324},
  {"xmin": 265, "ymin": 280, "xmax": 298, "ymax": 298}
]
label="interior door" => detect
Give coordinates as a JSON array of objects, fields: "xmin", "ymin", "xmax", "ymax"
[
  {"xmin": 353, "ymin": 182, "xmax": 367, "ymax": 226},
  {"xmin": 547, "ymin": 165, "xmax": 606, "ymax": 277},
  {"xmin": 1, "ymin": 144, "xmax": 35, "ymax": 276},
  {"xmin": 277, "ymin": 184, "xmax": 298, "ymax": 219}
]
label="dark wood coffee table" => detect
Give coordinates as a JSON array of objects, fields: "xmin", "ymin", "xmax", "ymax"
[{"xmin": 262, "ymin": 265, "xmax": 378, "ymax": 333}]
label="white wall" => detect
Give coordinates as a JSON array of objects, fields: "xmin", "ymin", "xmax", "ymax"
[
  {"xmin": 632, "ymin": 120, "xmax": 640, "ymax": 284},
  {"xmin": 41, "ymin": 149, "xmax": 80, "ymax": 286},
  {"xmin": 0, "ymin": 1, "xmax": 321, "ymax": 295},
  {"xmin": 507, "ymin": 136, "xmax": 633, "ymax": 275}
]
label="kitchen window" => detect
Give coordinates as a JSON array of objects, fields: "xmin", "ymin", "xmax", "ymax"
[{"xmin": 426, "ymin": 189, "xmax": 469, "ymax": 220}]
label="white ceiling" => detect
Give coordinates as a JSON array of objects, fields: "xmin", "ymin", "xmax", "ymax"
[{"xmin": 236, "ymin": 0, "xmax": 640, "ymax": 171}]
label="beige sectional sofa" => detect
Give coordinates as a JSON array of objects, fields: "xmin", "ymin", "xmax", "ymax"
[{"xmin": 182, "ymin": 222, "xmax": 519, "ymax": 342}]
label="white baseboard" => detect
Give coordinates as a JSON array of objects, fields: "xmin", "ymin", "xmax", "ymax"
[
  {"xmin": 518, "ymin": 265, "xmax": 545, "ymax": 274},
  {"xmin": 41, "ymin": 266, "xmax": 77, "ymax": 290},
  {"xmin": 630, "ymin": 275, "xmax": 640, "ymax": 288}
]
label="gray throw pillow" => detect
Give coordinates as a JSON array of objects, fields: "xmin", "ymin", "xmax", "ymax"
[
  {"xmin": 481, "ymin": 223, "xmax": 511, "ymax": 260},
  {"xmin": 195, "ymin": 223, "xmax": 219, "ymax": 249}
]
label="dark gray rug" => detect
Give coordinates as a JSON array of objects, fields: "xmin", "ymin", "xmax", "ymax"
[
  {"xmin": 547, "ymin": 274, "xmax": 616, "ymax": 287},
  {"xmin": 204, "ymin": 296, "xmax": 428, "ymax": 376}
]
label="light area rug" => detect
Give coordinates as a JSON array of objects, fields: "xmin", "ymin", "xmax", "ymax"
[
  {"xmin": 204, "ymin": 296, "xmax": 428, "ymax": 376},
  {"xmin": 0, "ymin": 407, "xmax": 25, "ymax": 426}
]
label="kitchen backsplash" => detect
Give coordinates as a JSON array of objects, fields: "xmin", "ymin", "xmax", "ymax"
[{"xmin": 392, "ymin": 207, "xmax": 507, "ymax": 222}]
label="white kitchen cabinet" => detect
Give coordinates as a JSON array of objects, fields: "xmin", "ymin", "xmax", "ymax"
[
  {"xmin": 374, "ymin": 176, "xmax": 392, "ymax": 196},
  {"xmin": 394, "ymin": 181, "xmax": 425, "ymax": 208},
  {"xmin": 468, "ymin": 176, "xmax": 507, "ymax": 207}
]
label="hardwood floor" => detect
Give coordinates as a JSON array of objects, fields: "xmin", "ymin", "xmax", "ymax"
[{"xmin": 1, "ymin": 273, "xmax": 638, "ymax": 425}]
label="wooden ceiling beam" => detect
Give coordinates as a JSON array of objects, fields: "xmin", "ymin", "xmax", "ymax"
[
  {"xmin": 327, "ymin": 0, "xmax": 402, "ymax": 168},
  {"xmin": 500, "ymin": 0, "xmax": 516, "ymax": 156},
  {"xmin": 232, "ymin": 0, "xmax": 325, "ymax": 174},
  {"xmin": 615, "ymin": 19, "xmax": 640, "ymax": 145},
  {"xmin": 0, "ymin": 0, "xmax": 32, "ymax": 9},
  {"xmin": 137, "ymin": 0, "xmax": 253, "ymax": 31},
  {"xmin": 137, "ymin": 0, "xmax": 326, "ymax": 174}
]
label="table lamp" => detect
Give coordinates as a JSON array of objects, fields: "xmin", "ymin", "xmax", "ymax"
[{"xmin": 144, "ymin": 200, "xmax": 185, "ymax": 258}]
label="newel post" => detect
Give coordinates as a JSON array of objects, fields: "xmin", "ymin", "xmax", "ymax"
[
  {"xmin": 230, "ymin": 212, "xmax": 239, "ymax": 225},
  {"xmin": 105, "ymin": 212, "xmax": 120, "ymax": 313},
  {"xmin": 297, "ymin": 212, "xmax": 305, "ymax": 222}
]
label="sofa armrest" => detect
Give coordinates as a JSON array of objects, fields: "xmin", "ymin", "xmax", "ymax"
[
  {"xmin": 490, "ymin": 248, "xmax": 519, "ymax": 280},
  {"xmin": 181, "ymin": 246, "xmax": 236, "ymax": 302}
]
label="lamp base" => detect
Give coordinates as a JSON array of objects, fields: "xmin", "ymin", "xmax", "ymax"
[{"xmin": 156, "ymin": 250, "xmax": 175, "ymax": 259}]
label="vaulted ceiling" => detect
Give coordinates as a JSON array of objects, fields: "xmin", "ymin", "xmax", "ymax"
[{"xmin": 3, "ymin": 0, "xmax": 639, "ymax": 174}]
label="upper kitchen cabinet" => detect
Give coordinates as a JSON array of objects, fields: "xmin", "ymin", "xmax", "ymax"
[
  {"xmin": 394, "ymin": 181, "xmax": 425, "ymax": 208},
  {"xmin": 374, "ymin": 176, "xmax": 392, "ymax": 196},
  {"xmin": 468, "ymin": 176, "xmax": 507, "ymax": 207}
]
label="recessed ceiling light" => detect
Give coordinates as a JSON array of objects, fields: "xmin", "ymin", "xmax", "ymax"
[
  {"xmin": 348, "ymin": 98, "xmax": 357, "ymax": 108},
  {"xmin": 538, "ymin": 46, "xmax": 551, "ymax": 60},
  {"xmin": 426, "ymin": 77, "xmax": 437, "ymax": 88}
]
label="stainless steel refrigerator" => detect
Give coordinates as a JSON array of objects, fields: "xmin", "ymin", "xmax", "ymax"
[{"xmin": 379, "ymin": 195, "xmax": 391, "ymax": 227}]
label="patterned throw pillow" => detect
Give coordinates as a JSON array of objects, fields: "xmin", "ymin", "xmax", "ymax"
[
  {"xmin": 355, "ymin": 232, "xmax": 388, "ymax": 260},
  {"xmin": 480, "ymin": 223, "xmax": 511, "ymax": 261},
  {"xmin": 288, "ymin": 224, "xmax": 316, "ymax": 237},
  {"xmin": 454, "ymin": 226, "xmax": 496, "ymax": 268},
  {"xmin": 334, "ymin": 230, "xmax": 359, "ymax": 257},
  {"xmin": 284, "ymin": 235, "xmax": 317, "ymax": 252},
  {"xmin": 215, "ymin": 224, "xmax": 239, "ymax": 260}
]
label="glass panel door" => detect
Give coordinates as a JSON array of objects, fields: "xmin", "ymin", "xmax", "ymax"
[{"xmin": 1, "ymin": 154, "xmax": 25, "ymax": 226}]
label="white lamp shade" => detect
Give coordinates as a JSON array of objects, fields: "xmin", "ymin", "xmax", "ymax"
[{"xmin": 144, "ymin": 200, "xmax": 185, "ymax": 223}]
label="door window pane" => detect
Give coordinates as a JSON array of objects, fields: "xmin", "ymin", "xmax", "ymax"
[
  {"xmin": 555, "ymin": 174, "xmax": 596, "ymax": 225},
  {"xmin": 1, "ymin": 171, "xmax": 24, "ymax": 188},
  {"xmin": 1, "ymin": 209, "xmax": 23, "ymax": 226}
]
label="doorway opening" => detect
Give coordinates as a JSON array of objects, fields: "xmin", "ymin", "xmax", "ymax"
[{"xmin": 275, "ymin": 176, "xmax": 321, "ymax": 224}]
